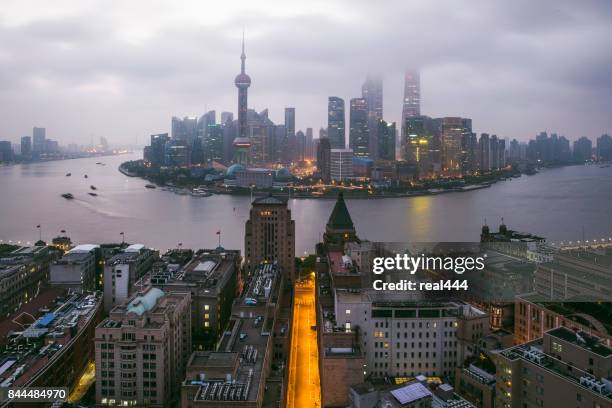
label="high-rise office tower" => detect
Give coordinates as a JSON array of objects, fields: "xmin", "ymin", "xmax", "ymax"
[
  {"xmin": 32, "ymin": 126, "xmax": 46, "ymax": 155},
  {"xmin": 377, "ymin": 120, "xmax": 396, "ymax": 161},
  {"xmin": 317, "ymin": 137, "xmax": 331, "ymax": 182},
  {"xmin": 349, "ymin": 98, "xmax": 369, "ymax": 157},
  {"xmin": 401, "ymin": 70, "xmax": 421, "ymax": 137},
  {"xmin": 403, "ymin": 116, "xmax": 433, "ymax": 177},
  {"xmin": 284, "ymin": 107, "xmax": 296, "ymax": 162},
  {"xmin": 305, "ymin": 127, "xmax": 314, "ymax": 160},
  {"xmin": 20, "ymin": 136, "xmax": 32, "ymax": 158},
  {"xmin": 234, "ymin": 34, "xmax": 251, "ymax": 140},
  {"xmin": 327, "ymin": 97, "xmax": 346, "ymax": 149},
  {"xmin": 149, "ymin": 133, "xmax": 170, "ymax": 167},
  {"xmin": 362, "ymin": 74, "xmax": 383, "ymax": 121},
  {"xmin": 296, "ymin": 130, "xmax": 305, "ymax": 162},
  {"xmin": 245, "ymin": 195, "xmax": 296, "ymax": 283},
  {"xmin": 284, "ymin": 107, "xmax": 295, "ymax": 140}
]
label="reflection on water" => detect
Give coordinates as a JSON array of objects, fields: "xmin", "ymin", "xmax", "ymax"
[{"xmin": 1, "ymin": 153, "xmax": 611, "ymax": 254}]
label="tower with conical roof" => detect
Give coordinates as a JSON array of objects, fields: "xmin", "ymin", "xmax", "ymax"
[
  {"xmin": 324, "ymin": 192, "xmax": 358, "ymax": 246},
  {"xmin": 234, "ymin": 32, "xmax": 251, "ymax": 141}
]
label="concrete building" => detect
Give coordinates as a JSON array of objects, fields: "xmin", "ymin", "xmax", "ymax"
[
  {"xmin": 245, "ymin": 195, "xmax": 295, "ymax": 284},
  {"xmin": 0, "ymin": 245, "xmax": 54, "ymax": 317},
  {"xmin": 151, "ymin": 249, "xmax": 240, "ymax": 347},
  {"xmin": 496, "ymin": 327, "xmax": 611, "ymax": 408},
  {"xmin": 180, "ymin": 262, "xmax": 285, "ymax": 408},
  {"xmin": 333, "ymin": 293, "xmax": 488, "ymax": 379},
  {"xmin": 0, "ymin": 293, "xmax": 102, "ymax": 405},
  {"xmin": 95, "ymin": 287, "xmax": 192, "ymax": 408},
  {"xmin": 49, "ymin": 244, "xmax": 98, "ymax": 291},
  {"xmin": 330, "ymin": 148, "xmax": 354, "ymax": 181},
  {"xmin": 103, "ymin": 244, "xmax": 158, "ymax": 311},
  {"xmin": 454, "ymin": 363, "xmax": 496, "ymax": 408}
]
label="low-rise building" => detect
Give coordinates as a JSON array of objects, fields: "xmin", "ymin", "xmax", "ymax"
[
  {"xmin": 0, "ymin": 245, "xmax": 55, "ymax": 317},
  {"xmin": 50, "ymin": 244, "xmax": 99, "ymax": 290},
  {"xmin": 0, "ymin": 292, "xmax": 102, "ymax": 406}
]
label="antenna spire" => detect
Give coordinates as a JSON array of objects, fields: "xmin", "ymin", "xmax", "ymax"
[{"xmin": 240, "ymin": 29, "xmax": 246, "ymax": 73}]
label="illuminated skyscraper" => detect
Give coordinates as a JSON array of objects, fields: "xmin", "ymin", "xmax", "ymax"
[
  {"xmin": 401, "ymin": 70, "xmax": 420, "ymax": 136},
  {"xmin": 327, "ymin": 97, "xmax": 345, "ymax": 149},
  {"xmin": 234, "ymin": 33, "xmax": 251, "ymax": 140},
  {"xmin": 349, "ymin": 98, "xmax": 369, "ymax": 157}
]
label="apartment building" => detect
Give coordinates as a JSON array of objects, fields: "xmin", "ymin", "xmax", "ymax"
[{"xmin": 95, "ymin": 287, "xmax": 192, "ymax": 407}]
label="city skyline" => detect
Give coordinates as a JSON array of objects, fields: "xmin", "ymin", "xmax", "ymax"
[{"xmin": 1, "ymin": 1, "xmax": 612, "ymax": 145}]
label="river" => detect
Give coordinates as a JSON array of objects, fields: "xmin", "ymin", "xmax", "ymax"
[{"xmin": 1, "ymin": 152, "xmax": 611, "ymax": 254}]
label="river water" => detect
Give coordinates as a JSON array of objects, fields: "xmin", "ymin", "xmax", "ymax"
[{"xmin": 1, "ymin": 152, "xmax": 611, "ymax": 254}]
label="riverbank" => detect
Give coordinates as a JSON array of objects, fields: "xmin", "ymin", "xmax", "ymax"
[{"xmin": 119, "ymin": 160, "xmax": 525, "ymax": 200}]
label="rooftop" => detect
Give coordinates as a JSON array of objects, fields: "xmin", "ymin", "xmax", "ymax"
[
  {"xmin": 326, "ymin": 193, "xmax": 355, "ymax": 231},
  {"xmin": 0, "ymin": 292, "xmax": 101, "ymax": 389},
  {"xmin": 126, "ymin": 287, "xmax": 165, "ymax": 316},
  {"xmin": 251, "ymin": 194, "xmax": 287, "ymax": 205},
  {"xmin": 548, "ymin": 327, "xmax": 611, "ymax": 357}
]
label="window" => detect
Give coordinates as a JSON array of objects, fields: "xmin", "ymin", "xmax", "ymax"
[
  {"xmin": 346, "ymin": 309, "xmax": 351, "ymax": 315},
  {"xmin": 204, "ymin": 304, "xmax": 210, "ymax": 311}
]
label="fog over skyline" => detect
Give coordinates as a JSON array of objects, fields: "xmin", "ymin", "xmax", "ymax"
[{"xmin": 1, "ymin": 0, "xmax": 611, "ymax": 145}]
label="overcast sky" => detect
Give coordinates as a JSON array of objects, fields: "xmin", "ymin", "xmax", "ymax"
[{"xmin": 1, "ymin": 0, "xmax": 611, "ymax": 145}]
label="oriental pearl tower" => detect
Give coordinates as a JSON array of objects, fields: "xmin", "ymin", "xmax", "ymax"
[
  {"xmin": 235, "ymin": 33, "xmax": 251, "ymax": 140},
  {"xmin": 233, "ymin": 32, "xmax": 252, "ymax": 165}
]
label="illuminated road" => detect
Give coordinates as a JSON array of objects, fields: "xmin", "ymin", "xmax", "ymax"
[
  {"xmin": 67, "ymin": 361, "xmax": 95, "ymax": 403},
  {"xmin": 287, "ymin": 277, "xmax": 321, "ymax": 408}
]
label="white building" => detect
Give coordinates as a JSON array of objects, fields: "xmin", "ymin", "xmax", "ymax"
[
  {"xmin": 334, "ymin": 291, "xmax": 489, "ymax": 378},
  {"xmin": 330, "ymin": 148, "xmax": 353, "ymax": 181},
  {"xmin": 50, "ymin": 244, "xmax": 98, "ymax": 290},
  {"xmin": 103, "ymin": 244, "xmax": 157, "ymax": 311}
]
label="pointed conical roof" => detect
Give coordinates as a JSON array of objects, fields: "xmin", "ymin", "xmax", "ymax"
[{"xmin": 326, "ymin": 192, "xmax": 354, "ymax": 230}]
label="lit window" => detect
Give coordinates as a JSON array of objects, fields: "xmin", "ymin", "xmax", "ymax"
[
  {"xmin": 204, "ymin": 305, "xmax": 210, "ymax": 311},
  {"xmin": 204, "ymin": 322, "xmax": 209, "ymax": 328},
  {"xmin": 346, "ymin": 309, "xmax": 351, "ymax": 315}
]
